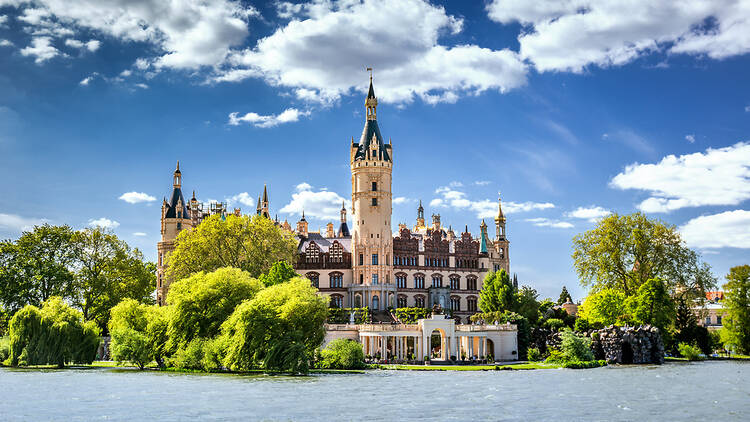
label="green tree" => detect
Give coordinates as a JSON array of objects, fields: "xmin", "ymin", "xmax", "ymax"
[
  {"xmin": 71, "ymin": 228, "xmax": 155, "ymax": 331},
  {"xmin": 108, "ymin": 299, "xmax": 168, "ymax": 369},
  {"xmin": 625, "ymin": 278, "xmax": 674, "ymax": 332},
  {"xmin": 258, "ymin": 261, "xmax": 299, "ymax": 287},
  {"xmin": 0, "ymin": 225, "xmax": 75, "ymax": 312},
  {"xmin": 572, "ymin": 213, "xmax": 715, "ymax": 298},
  {"xmin": 6, "ymin": 297, "xmax": 99, "ymax": 367},
  {"xmin": 578, "ymin": 288, "xmax": 627, "ymax": 327},
  {"xmin": 166, "ymin": 267, "xmax": 263, "ymax": 351},
  {"xmin": 557, "ymin": 286, "xmax": 571, "ymax": 305},
  {"xmin": 722, "ymin": 265, "xmax": 750, "ymax": 354},
  {"xmin": 166, "ymin": 214, "xmax": 298, "ymax": 281},
  {"xmin": 478, "ymin": 270, "xmax": 516, "ymax": 313},
  {"xmin": 317, "ymin": 339, "xmax": 366, "ymax": 369},
  {"xmin": 516, "ymin": 286, "xmax": 541, "ymax": 325},
  {"xmin": 221, "ymin": 277, "xmax": 328, "ymax": 374}
]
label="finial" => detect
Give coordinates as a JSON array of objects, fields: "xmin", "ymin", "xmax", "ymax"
[
  {"xmin": 366, "ymin": 66, "xmax": 373, "ymax": 80},
  {"xmin": 176, "ymin": 160, "xmax": 180, "ymax": 171},
  {"xmin": 342, "ymin": 201, "xmax": 346, "ymax": 210}
]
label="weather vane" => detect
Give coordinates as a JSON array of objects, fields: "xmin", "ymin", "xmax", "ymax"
[{"xmin": 366, "ymin": 66, "xmax": 373, "ymax": 80}]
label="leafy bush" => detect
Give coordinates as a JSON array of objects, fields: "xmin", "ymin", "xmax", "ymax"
[
  {"xmin": 574, "ymin": 318, "xmax": 590, "ymax": 332},
  {"xmin": 560, "ymin": 330, "xmax": 594, "ymax": 362},
  {"xmin": 544, "ymin": 318, "xmax": 566, "ymax": 331},
  {"xmin": 563, "ymin": 360, "xmax": 606, "ymax": 369},
  {"xmin": 527, "ymin": 347, "xmax": 541, "ymax": 362},
  {"xmin": 327, "ymin": 307, "xmax": 370, "ymax": 324},
  {"xmin": 171, "ymin": 338, "xmax": 207, "ymax": 370},
  {"xmin": 6, "ymin": 297, "xmax": 100, "ymax": 367},
  {"xmin": 393, "ymin": 307, "xmax": 430, "ymax": 324},
  {"xmin": 317, "ymin": 339, "xmax": 365, "ymax": 369},
  {"xmin": 0, "ymin": 336, "xmax": 9, "ymax": 363},
  {"xmin": 677, "ymin": 342, "xmax": 703, "ymax": 361},
  {"xmin": 109, "ymin": 299, "xmax": 169, "ymax": 369}
]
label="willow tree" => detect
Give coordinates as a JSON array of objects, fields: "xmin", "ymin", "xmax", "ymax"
[
  {"xmin": 166, "ymin": 214, "xmax": 298, "ymax": 282},
  {"xmin": 722, "ymin": 265, "xmax": 750, "ymax": 354},
  {"xmin": 572, "ymin": 212, "xmax": 715, "ymax": 299}
]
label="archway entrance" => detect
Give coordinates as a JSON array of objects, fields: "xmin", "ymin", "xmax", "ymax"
[
  {"xmin": 622, "ymin": 342, "xmax": 634, "ymax": 364},
  {"xmin": 486, "ymin": 339, "xmax": 495, "ymax": 361},
  {"xmin": 354, "ymin": 294, "xmax": 362, "ymax": 308},
  {"xmin": 430, "ymin": 329, "xmax": 447, "ymax": 361}
]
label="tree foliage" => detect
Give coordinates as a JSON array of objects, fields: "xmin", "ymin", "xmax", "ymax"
[
  {"xmin": 572, "ymin": 213, "xmax": 715, "ymax": 298},
  {"xmin": 625, "ymin": 278, "xmax": 674, "ymax": 332},
  {"xmin": 166, "ymin": 214, "xmax": 298, "ymax": 281},
  {"xmin": 258, "ymin": 261, "xmax": 298, "ymax": 287},
  {"xmin": 108, "ymin": 299, "xmax": 169, "ymax": 369},
  {"xmin": 478, "ymin": 270, "xmax": 516, "ymax": 314},
  {"xmin": 722, "ymin": 265, "xmax": 750, "ymax": 354},
  {"xmin": 557, "ymin": 286, "xmax": 571, "ymax": 305},
  {"xmin": 578, "ymin": 288, "xmax": 627, "ymax": 327},
  {"xmin": 5, "ymin": 297, "xmax": 99, "ymax": 367},
  {"xmin": 317, "ymin": 339, "xmax": 365, "ymax": 369},
  {"xmin": 221, "ymin": 277, "xmax": 328, "ymax": 374},
  {"xmin": 166, "ymin": 267, "xmax": 263, "ymax": 351}
]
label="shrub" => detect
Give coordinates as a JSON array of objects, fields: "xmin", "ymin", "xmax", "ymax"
[
  {"xmin": 544, "ymin": 318, "xmax": 566, "ymax": 331},
  {"xmin": 171, "ymin": 338, "xmax": 207, "ymax": 370},
  {"xmin": 677, "ymin": 342, "xmax": 703, "ymax": 361},
  {"xmin": 0, "ymin": 336, "xmax": 9, "ymax": 363},
  {"xmin": 527, "ymin": 347, "xmax": 541, "ymax": 362},
  {"xmin": 574, "ymin": 318, "xmax": 590, "ymax": 332},
  {"xmin": 560, "ymin": 329, "xmax": 594, "ymax": 362},
  {"xmin": 563, "ymin": 360, "xmax": 606, "ymax": 369},
  {"xmin": 393, "ymin": 307, "xmax": 430, "ymax": 324},
  {"xmin": 317, "ymin": 339, "xmax": 365, "ymax": 369}
]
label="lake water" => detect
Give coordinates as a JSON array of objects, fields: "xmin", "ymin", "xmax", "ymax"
[{"xmin": 1, "ymin": 361, "xmax": 748, "ymax": 421}]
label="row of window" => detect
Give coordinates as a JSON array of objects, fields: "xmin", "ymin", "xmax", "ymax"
[
  {"xmin": 309, "ymin": 272, "xmax": 478, "ymax": 290},
  {"xmin": 393, "ymin": 255, "xmax": 481, "ymax": 269},
  {"xmin": 334, "ymin": 294, "xmax": 477, "ymax": 311}
]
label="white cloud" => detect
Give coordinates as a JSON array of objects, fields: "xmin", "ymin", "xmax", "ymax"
[
  {"xmin": 611, "ymin": 142, "xmax": 750, "ymax": 213},
  {"xmin": 430, "ymin": 185, "xmax": 554, "ymax": 218},
  {"xmin": 474, "ymin": 180, "xmax": 491, "ymax": 186},
  {"xmin": 88, "ymin": 217, "xmax": 120, "ymax": 229},
  {"xmin": 393, "ymin": 197, "xmax": 412, "ymax": 205},
  {"xmin": 280, "ymin": 183, "xmax": 349, "ymax": 220},
  {"xmin": 525, "ymin": 217, "xmax": 574, "ymax": 229},
  {"xmin": 0, "ymin": 15, "xmax": 7, "ymax": 27},
  {"xmin": 79, "ymin": 75, "xmax": 94, "ymax": 86},
  {"xmin": 0, "ymin": 213, "xmax": 47, "ymax": 232},
  {"xmin": 4, "ymin": 0, "xmax": 258, "ymax": 69},
  {"xmin": 119, "ymin": 191, "xmax": 157, "ymax": 204},
  {"xmin": 487, "ymin": 0, "xmax": 750, "ymax": 73},
  {"xmin": 20, "ymin": 36, "xmax": 61, "ymax": 64},
  {"xmin": 215, "ymin": 0, "xmax": 527, "ymax": 104},
  {"xmin": 566, "ymin": 206, "xmax": 611, "ymax": 222},
  {"xmin": 226, "ymin": 192, "xmax": 255, "ymax": 208},
  {"xmin": 85, "ymin": 39, "xmax": 100, "ymax": 52},
  {"xmin": 685, "ymin": 134, "xmax": 696, "ymax": 143},
  {"xmin": 681, "ymin": 210, "xmax": 750, "ymax": 249},
  {"xmin": 228, "ymin": 108, "xmax": 309, "ymax": 128},
  {"xmin": 133, "ymin": 232, "xmax": 147, "ymax": 237},
  {"xmin": 65, "ymin": 39, "xmax": 100, "ymax": 52},
  {"xmin": 134, "ymin": 83, "xmax": 149, "ymax": 89},
  {"xmin": 0, "ymin": 39, "xmax": 13, "ymax": 47},
  {"xmin": 120, "ymin": 69, "xmax": 132, "ymax": 77}
]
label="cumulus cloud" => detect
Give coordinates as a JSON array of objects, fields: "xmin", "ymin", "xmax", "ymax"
[
  {"xmin": 0, "ymin": 213, "xmax": 47, "ymax": 232},
  {"xmin": 487, "ymin": 0, "xmax": 750, "ymax": 72},
  {"xmin": 4, "ymin": 0, "xmax": 258, "ymax": 69},
  {"xmin": 79, "ymin": 75, "xmax": 95, "ymax": 86},
  {"xmin": 393, "ymin": 197, "xmax": 412, "ymax": 205},
  {"xmin": 133, "ymin": 232, "xmax": 147, "ymax": 237},
  {"xmin": 20, "ymin": 36, "xmax": 61, "ymax": 63},
  {"xmin": 0, "ymin": 39, "xmax": 13, "ymax": 47},
  {"xmin": 681, "ymin": 210, "xmax": 750, "ymax": 249},
  {"xmin": 525, "ymin": 217, "xmax": 574, "ymax": 229},
  {"xmin": 685, "ymin": 134, "xmax": 696, "ymax": 143},
  {"xmin": 430, "ymin": 185, "xmax": 554, "ymax": 218},
  {"xmin": 611, "ymin": 142, "xmax": 750, "ymax": 213},
  {"xmin": 88, "ymin": 217, "xmax": 119, "ymax": 229},
  {"xmin": 566, "ymin": 206, "xmax": 611, "ymax": 222},
  {"xmin": 226, "ymin": 192, "xmax": 255, "ymax": 208},
  {"xmin": 228, "ymin": 108, "xmax": 310, "ymax": 128},
  {"xmin": 215, "ymin": 0, "xmax": 527, "ymax": 104},
  {"xmin": 474, "ymin": 180, "xmax": 491, "ymax": 186},
  {"xmin": 280, "ymin": 183, "xmax": 349, "ymax": 220},
  {"xmin": 119, "ymin": 191, "xmax": 157, "ymax": 204},
  {"xmin": 65, "ymin": 38, "xmax": 100, "ymax": 52}
]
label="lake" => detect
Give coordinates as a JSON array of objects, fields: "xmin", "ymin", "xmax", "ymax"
[{"xmin": 1, "ymin": 361, "xmax": 748, "ymax": 421}]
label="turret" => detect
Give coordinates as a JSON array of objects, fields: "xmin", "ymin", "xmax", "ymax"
[
  {"xmin": 297, "ymin": 211, "xmax": 308, "ymax": 237},
  {"xmin": 495, "ymin": 195, "xmax": 506, "ymax": 241}
]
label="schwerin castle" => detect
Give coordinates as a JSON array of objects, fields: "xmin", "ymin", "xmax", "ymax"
[{"xmin": 154, "ymin": 78, "xmax": 518, "ymax": 362}]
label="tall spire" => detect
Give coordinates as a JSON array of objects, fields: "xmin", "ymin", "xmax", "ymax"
[
  {"xmin": 495, "ymin": 193, "xmax": 506, "ymax": 241},
  {"xmin": 173, "ymin": 161, "xmax": 181, "ymax": 188},
  {"xmin": 262, "ymin": 184, "xmax": 269, "ymax": 204},
  {"xmin": 365, "ymin": 67, "xmax": 377, "ymax": 121},
  {"xmin": 340, "ymin": 201, "xmax": 347, "ymax": 223}
]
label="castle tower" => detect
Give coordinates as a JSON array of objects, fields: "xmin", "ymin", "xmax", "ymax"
[
  {"xmin": 337, "ymin": 201, "xmax": 351, "ymax": 237},
  {"xmin": 350, "ymin": 73, "xmax": 394, "ymax": 311},
  {"xmin": 260, "ymin": 184, "xmax": 270, "ymax": 218},
  {"xmin": 296, "ymin": 211, "xmax": 308, "ymax": 237},
  {"xmin": 415, "ymin": 200, "xmax": 425, "ymax": 229},
  {"xmin": 156, "ymin": 162, "xmax": 194, "ymax": 306},
  {"xmin": 491, "ymin": 196, "xmax": 510, "ymax": 272}
]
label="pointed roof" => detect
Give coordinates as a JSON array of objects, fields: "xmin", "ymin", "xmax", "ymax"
[
  {"xmin": 174, "ymin": 160, "xmax": 181, "ymax": 174},
  {"xmin": 353, "ymin": 77, "xmax": 391, "ymax": 162},
  {"xmin": 418, "ymin": 200, "xmax": 424, "ymax": 211},
  {"xmin": 495, "ymin": 195, "xmax": 505, "ymax": 221},
  {"xmin": 262, "ymin": 184, "xmax": 268, "ymax": 203},
  {"xmin": 367, "ymin": 76, "xmax": 376, "ymax": 99}
]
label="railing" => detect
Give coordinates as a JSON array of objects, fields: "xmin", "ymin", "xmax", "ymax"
[
  {"xmin": 456, "ymin": 323, "xmax": 517, "ymax": 332},
  {"xmin": 358, "ymin": 324, "xmax": 420, "ymax": 332}
]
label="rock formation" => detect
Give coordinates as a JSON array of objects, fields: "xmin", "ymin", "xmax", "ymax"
[{"xmin": 590, "ymin": 325, "xmax": 664, "ymax": 364}]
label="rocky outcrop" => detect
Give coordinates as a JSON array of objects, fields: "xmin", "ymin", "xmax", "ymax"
[{"xmin": 590, "ymin": 325, "xmax": 664, "ymax": 364}]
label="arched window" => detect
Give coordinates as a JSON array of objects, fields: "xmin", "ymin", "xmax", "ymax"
[
  {"xmin": 467, "ymin": 297, "xmax": 477, "ymax": 312},
  {"xmin": 431, "ymin": 274, "xmax": 442, "ymax": 288},
  {"xmin": 396, "ymin": 273, "xmax": 407, "ymax": 289},
  {"xmin": 372, "ymin": 295, "xmax": 380, "ymax": 310},
  {"xmin": 305, "ymin": 243, "xmax": 320, "ymax": 263},
  {"xmin": 330, "ymin": 295, "xmax": 343, "ymax": 309},
  {"xmin": 329, "ymin": 272, "xmax": 343, "ymax": 288},
  {"xmin": 414, "ymin": 274, "xmax": 425, "ymax": 289},
  {"xmin": 306, "ymin": 272, "xmax": 319, "ymax": 288},
  {"xmin": 415, "ymin": 295, "xmax": 425, "ymax": 308},
  {"xmin": 450, "ymin": 296, "xmax": 461, "ymax": 311},
  {"xmin": 329, "ymin": 242, "xmax": 343, "ymax": 263},
  {"xmin": 449, "ymin": 275, "xmax": 460, "ymax": 290},
  {"xmin": 467, "ymin": 276, "xmax": 477, "ymax": 291},
  {"xmin": 397, "ymin": 295, "xmax": 408, "ymax": 308},
  {"xmin": 354, "ymin": 294, "xmax": 362, "ymax": 308}
]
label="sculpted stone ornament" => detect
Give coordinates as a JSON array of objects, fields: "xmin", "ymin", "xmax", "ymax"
[{"xmin": 431, "ymin": 303, "xmax": 444, "ymax": 315}]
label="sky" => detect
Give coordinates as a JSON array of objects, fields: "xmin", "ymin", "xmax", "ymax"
[{"xmin": 1, "ymin": 0, "xmax": 749, "ymax": 301}]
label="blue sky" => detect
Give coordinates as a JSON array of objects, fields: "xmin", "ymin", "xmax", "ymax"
[{"xmin": 1, "ymin": 0, "xmax": 749, "ymax": 300}]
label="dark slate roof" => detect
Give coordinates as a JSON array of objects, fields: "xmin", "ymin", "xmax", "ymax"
[
  {"xmin": 298, "ymin": 233, "xmax": 352, "ymax": 253},
  {"xmin": 165, "ymin": 187, "xmax": 189, "ymax": 218},
  {"xmin": 367, "ymin": 79, "xmax": 376, "ymax": 99},
  {"xmin": 353, "ymin": 119, "xmax": 391, "ymax": 162},
  {"xmin": 337, "ymin": 221, "xmax": 350, "ymax": 237}
]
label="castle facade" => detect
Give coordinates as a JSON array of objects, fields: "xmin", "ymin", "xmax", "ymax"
[{"xmin": 156, "ymin": 78, "xmax": 511, "ymax": 325}]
